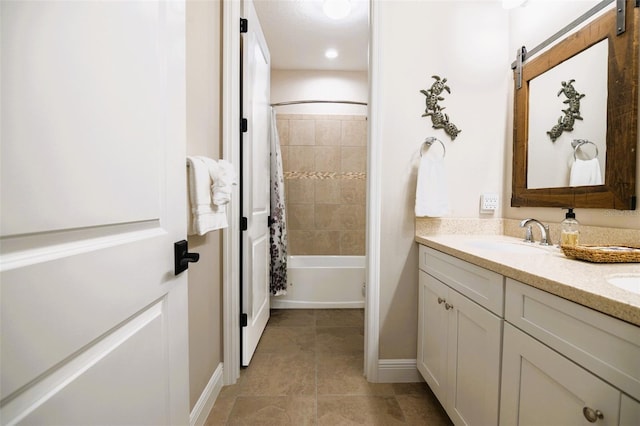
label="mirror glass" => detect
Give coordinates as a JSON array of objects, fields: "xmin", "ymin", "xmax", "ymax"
[
  {"xmin": 511, "ymin": 4, "xmax": 638, "ymax": 210},
  {"xmin": 527, "ymin": 39, "xmax": 608, "ymax": 189}
]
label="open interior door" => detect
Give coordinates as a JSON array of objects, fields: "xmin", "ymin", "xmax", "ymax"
[
  {"xmin": 240, "ymin": 0, "xmax": 271, "ymax": 367},
  {"xmin": 0, "ymin": 1, "xmax": 189, "ymax": 424}
]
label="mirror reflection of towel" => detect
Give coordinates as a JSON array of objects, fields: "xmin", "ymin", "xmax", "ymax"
[
  {"xmin": 415, "ymin": 156, "xmax": 449, "ymax": 217},
  {"xmin": 569, "ymin": 158, "xmax": 602, "ymax": 187}
]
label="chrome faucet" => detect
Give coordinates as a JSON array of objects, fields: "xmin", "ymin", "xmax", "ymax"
[{"xmin": 519, "ymin": 218, "xmax": 552, "ymax": 246}]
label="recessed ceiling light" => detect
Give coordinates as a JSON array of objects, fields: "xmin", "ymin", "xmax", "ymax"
[
  {"xmin": 323, "ymin": 0, "xmax": 351, "ymax": 20},
  {"xmin": 325, "ymin": 48, "xmax": 338, "ymax": 59}
]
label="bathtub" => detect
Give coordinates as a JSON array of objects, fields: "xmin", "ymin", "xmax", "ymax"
[{"xmin": 270, "ymin": 256, "xmax": 365, "ymax": 309}]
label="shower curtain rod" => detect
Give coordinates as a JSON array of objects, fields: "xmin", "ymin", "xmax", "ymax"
[{"xmin": 270, "ymin": 100, "xmax": 368, "ymax": 107}]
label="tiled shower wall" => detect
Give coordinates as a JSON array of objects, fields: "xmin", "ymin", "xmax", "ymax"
[{"xmin": 276, "ymin": 114, "xmax": 367, "ymax": 255}]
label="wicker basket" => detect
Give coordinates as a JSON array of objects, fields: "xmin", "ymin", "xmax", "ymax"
[{"xmin": 561, "ymin": 244, "xmax": 640, "ymax": 263}]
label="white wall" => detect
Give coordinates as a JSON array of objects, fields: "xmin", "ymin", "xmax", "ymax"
[
  {"xmin": 271, "ymin": 70, "xmax": 368, "ymax": 114},
  {"xmin": 504, "ymin": 0, "xmax": 640, "ymax": 229},
  {"xmin": 377, "ymin": 1, "xmax": 510, "ymax": 359}
]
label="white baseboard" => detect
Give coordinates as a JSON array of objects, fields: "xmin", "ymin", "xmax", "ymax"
[
  {"xmin": 190, "ymin": 362, "xmax": 224, "ymax": 426},
  {"xmin": 376, "ymin": 359, "xmax": 423, "ymax": 383}
]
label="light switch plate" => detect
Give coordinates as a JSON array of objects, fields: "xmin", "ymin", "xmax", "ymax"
[{"xmin": 480, "ymin": 193, "xmax": 499, "ymax": 213}]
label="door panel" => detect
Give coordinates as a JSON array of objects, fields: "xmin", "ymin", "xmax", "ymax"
[
  {"xmin": 417, "ymin": 272, "xmax": 449, "ymax": 405},
  {"xmin": 500, "ymin": 324, "xmax": 620, "ymax": 426},
  {"xmin": 448, "ymin": 290, "xmax": 502, "ymax": 426},
  {"xmin": 1, "ymin": 1, "xmax": 163, "ymax": 235},
  {"xmin": 0, "ymin": 1, "xmax": 188, "ymax": 424},
  {"xmin": 241, "ymin": 0, "xmax": 271, "ymax": 366}
]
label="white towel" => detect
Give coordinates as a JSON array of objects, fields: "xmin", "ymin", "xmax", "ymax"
[
  {"xmin": 569, "ymin": 158, "xmax": 602, "ymax": 187},
  {"xmin": 197, "ymin": 156, "xmax": 237, "ymax": 206},
  {"xmin": 415, "ymin": 155, "xmax": 449, "ymax": 217},
  {"xmin": 187, "ymin": 156, "xmax": 228, "ymax": 235}
]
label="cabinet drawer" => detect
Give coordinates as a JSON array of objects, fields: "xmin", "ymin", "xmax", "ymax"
[
  {"xmin": 419, "ymin": 245, "xmax": 504, "ymax": 316},
  {"xmin": 506, "ymin": 278, "xmax": 640, "ymax": 400}
]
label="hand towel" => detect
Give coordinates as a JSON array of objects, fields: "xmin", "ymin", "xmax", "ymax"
[
  {"xmin": 415, "ymin": 155, "xmax": 449, "ymax": 217},
  {"xmin": 186, "ymin": 156, "xmax": 228, "ymax": 235},
  {"xmin": 569, "ymin": 158, "xmax": 603, "ymax": 187},
  {"xmin": 197, "ymin": 156, "xmax": 237, "ymax": 206}
]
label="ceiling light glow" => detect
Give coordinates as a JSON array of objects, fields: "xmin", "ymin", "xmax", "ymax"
[
  {"xmin": 502, "ymin": 0, "xmax": 527, "ymax": 9},
  {"xmin": 323, "ymin": 0, "xmax": 351, "ymax": 20},
  {"xmin": 325, "ymin": 48, "xmax": 338, "ymax": 59}
]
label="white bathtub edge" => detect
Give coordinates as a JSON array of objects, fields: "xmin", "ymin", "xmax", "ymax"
[{"xmin": 270, "ymin": 299, "xmax": 365, "ymax": 309}]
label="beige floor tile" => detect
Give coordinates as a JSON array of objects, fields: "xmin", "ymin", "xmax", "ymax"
[
  {"xmin": 392, "ymin": 382, "xmax": 430, "ymax": 395},
  {"xmin": 204, "ymin": 396, "xmax": 235, "ymax": 426},
  {"xmin": 268, "ymin": 309, "xmax": 316, "ymax": 327},
  {"xmin": 239, "ymin": 351, "xmax": 316, "ymax": 396},
  {"xmin": 207, "ymin": 309, "xmax": 455, "ymax": 425},
  {"xmin": 396, "ymin": 393, "xmax": 452, "ymax": 426},
  {"xmin": 316, "ymin": 326, "xmax": 364, "ymax": 353},
  {"xmin": 227, "ymin": 396, "xmax": 316, "ymax": 426},
  {"xmin": 317, "ymin": 352, "xmax": 394, "ymax": 396},
  {"xmin": 317, "ymin": 395, "xmax": 405, "ymax": 425},
  {"xmin": 315, "ymin": 309, "xmax": 364, "ymax": 327},
  {"xmin": 256, "ymin": 326, "xmax": 316, "ymax": 354}
]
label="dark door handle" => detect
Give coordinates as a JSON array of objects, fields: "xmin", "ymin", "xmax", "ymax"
[{"xmin": 174, "ymin": 240, "xmax": 200, "ymax": 275}]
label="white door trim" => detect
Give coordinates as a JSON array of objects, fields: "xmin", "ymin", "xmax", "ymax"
[
  {"xmin": 222, "ymin": 0, "xmax": 241, "ymax": 386},
  {"xmin": 221, "ymin": 0, "xmax": 381, "ymax": 384},
  {"xmin": 365, "ymin": 0, "xmax": 381, "ymax": 382}
]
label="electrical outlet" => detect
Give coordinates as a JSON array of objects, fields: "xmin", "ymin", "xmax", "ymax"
[{"xmin": 480, "ymin": 193, "xmax": 499, "ymax": 213}]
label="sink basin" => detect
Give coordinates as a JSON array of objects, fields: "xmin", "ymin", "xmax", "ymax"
[
  {"xmin": 606, "ymin": 274, "xmax": 640, "ymax": 294},
  {"xmin": 466, "ymin": 240, "xmax": 550, "ymax": 254}
]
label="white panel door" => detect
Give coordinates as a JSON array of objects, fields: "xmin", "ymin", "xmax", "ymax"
[
  {"xmin": 0, "ymin": 1, "xmax": 189, "ymax": 425},
  {"xmin": 241, "ymin": 0, "xmax": 271, "ymax": 366}
]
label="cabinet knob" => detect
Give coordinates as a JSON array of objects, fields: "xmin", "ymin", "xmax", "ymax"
[
  {"xmin": 583, "ymin": 407, "xmax": 604, "ymax": 423},
  {"xmin": 437, "ymin": 297, "xmax": 445, "ymax": 304},
  {"xmin": 445, "ymin": 302, "xmax": 454, "ymax": 310}
]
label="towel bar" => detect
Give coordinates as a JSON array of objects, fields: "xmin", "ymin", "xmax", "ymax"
[
  {"xmin": 571, "ymin": 139, "xmax": 599, "ymax": 160},
  {"xmin": 420, "ymin": 137, "xmax": 446, "ymax": 158}
]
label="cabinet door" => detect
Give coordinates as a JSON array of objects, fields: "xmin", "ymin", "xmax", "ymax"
[
  {"xmin": 418, "ymin": 271, "xmax": 449, "ymax": 405},
  {"xmin": 447, "ymin": 290, "xmax": 502, "ymax": 426},
  {"xmin": 501, "ymin": 324, "xmax": 620, "ymax": 426},
  {"xmin": 620, "ymin": 394, "xmax": 640, "ymax": 426}
]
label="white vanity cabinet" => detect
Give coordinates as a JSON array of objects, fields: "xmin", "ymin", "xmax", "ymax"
[
  {"xmin": 417, "ymin": 245, "xmax": 504, "ymax": 426},
  {"xmin": 500, "ymin": 279, "xmax": 640, "ymax": 426}
]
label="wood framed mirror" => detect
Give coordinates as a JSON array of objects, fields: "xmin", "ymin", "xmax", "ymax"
[{"xmin": 511, "ymin": 1, "xmax": 638, "ymax": 210}]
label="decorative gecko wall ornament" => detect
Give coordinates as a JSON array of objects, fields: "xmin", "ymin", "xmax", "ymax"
[{"xmin": 420, "ymin": 75, "xmax": 462, "ymax": 140}]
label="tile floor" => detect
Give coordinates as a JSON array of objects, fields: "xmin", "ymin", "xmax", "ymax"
[{"xmin": 205, "ymin": 309, "xmax": 452, "ymax": 425}]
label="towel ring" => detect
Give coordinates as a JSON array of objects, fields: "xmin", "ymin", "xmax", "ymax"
[
  {"xmin": 571, "ymin": 139, "xmax": 598, "ymax": 160},
  {"xmin": 420, "ymin": 137, "xmax": 446, "ymax": 158}
]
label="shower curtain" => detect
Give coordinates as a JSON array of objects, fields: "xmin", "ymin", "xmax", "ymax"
[{"xmin": 269, "ymin": 108, "xmax": 288, "ymax": 295}]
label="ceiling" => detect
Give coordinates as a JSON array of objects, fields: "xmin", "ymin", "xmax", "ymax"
[{"xmin": 252, "ymin": 0, "xmax": 369, "ymax": 71}]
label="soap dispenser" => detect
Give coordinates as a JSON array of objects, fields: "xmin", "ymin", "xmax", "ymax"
[{"xmin": 560, "ymin": 208, "xmax": 579, "ymax": 246}]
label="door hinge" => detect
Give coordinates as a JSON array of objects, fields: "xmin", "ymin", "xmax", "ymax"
[
  {"xmin": 240, "ymin": 18, "xmax": 248, "ymax": 33},
  {"xmin": 241, "ymin": 216, "xmax": 248, "ymax": 231},
  {"xmin": 241, "ymin": 118, "xmax": 248, "ymax": 133},
  {"xmin": 240, "ymin": 313, "xmax": 248, "ymax": 327}
]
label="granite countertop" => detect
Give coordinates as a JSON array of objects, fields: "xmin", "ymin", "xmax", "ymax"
[{"xmin": 415, "ymin": 234, "xmax": 640, "ymax": 327}]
